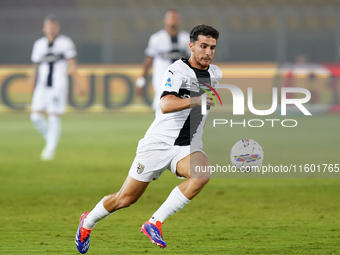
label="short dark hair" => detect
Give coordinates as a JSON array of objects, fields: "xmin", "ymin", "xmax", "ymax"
[
  {"xmin": 44, "ymin": 15, "xmax": 59, "ymax": 24},
  {"xmin": 190, "ymin": 24, "xmax": 219, "ymax": 43},
  {"xmin": 166, "ymin": 8, "xmax": 178, "ymax": 14}
]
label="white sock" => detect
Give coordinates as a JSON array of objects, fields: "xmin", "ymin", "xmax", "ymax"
[
  {"xmin": 83, "ymin": 197, "xmax": 112, "ymax": 230},
  {"xmin": 30, "ymin": 113, "xmax": 47, "ymax": 141},
  {"xmin": 150, "ymin": 186, "xmax": 190, "ymax": 224},
  {"xmin": 45, "ymin": 115, "xmax": 61, "ymax": 155}
]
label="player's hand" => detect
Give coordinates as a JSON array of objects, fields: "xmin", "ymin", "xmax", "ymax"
[
  {"xmin": 136, "ymin": 77, "xmax": 146, "ymax": 88},
  {"xmin": 135, "ymin": 77, "xmax": 146, "ymax": 97},
  {"xmin": 206, "ymin": 93, "xmax": 216, "ymax": 107},
  {"xmin": 190, "ymin": 93, "xmax": 216, "ymax": 107}
]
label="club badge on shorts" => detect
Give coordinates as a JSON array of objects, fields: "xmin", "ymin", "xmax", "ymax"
[{"xmin": 137, "ymin": 163, "xmax": 145, "ymax": 174}]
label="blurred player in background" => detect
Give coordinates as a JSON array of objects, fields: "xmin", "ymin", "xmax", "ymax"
[
  {"xmin": 75, "ymin": 24, "xmax": 221, "ymax": 253},
  {"xmin": 29, "ymin": 15, "xmax": 84, "ymax": 161},
  {"xmin": 136, "ymin": 9, "xmax": 191, "ymax": 110}
]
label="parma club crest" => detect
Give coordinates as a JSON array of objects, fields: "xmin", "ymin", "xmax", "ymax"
[{"xmin": 137, "ymin": 163, "xmax": 145, "ymax": 174}]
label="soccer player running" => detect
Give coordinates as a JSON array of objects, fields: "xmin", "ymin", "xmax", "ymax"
[
  {"xmin": 29, "ymin": 15, "xmax": 84, "ymax": 160},
  {"xmin": 136, "ymin": 9, "xmax": 191, "ymax": 110},
  {"xmin": 75, "ymin": 24, "xmax": 222, "ymax": 254}
]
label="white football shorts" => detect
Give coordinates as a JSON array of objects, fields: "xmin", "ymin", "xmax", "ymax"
[
  {"xmin": 31, "ymin": 85, "xmax": 68, "ymax": 115},
  {"xmin": 128, "ymin": 136, "xmax": 206, "ymax": 182}
]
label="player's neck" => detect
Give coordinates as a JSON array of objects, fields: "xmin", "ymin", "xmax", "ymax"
[
  {"xmin": 188, "ymin": 57, "xmax": 209, "ymax": 70},
  {"xmin": 46, "ymin": 34, "xmax": 58, "ymax": 43},
  {"xmin": 166, "ymin": 27, "xmax": 178, "ymax": 38}
]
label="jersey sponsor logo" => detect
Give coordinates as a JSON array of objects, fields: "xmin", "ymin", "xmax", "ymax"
[
  {"xmin": 165, "ymin": 77, "xmax": 172, "ymax": 87},
  {"xmin": 137, "ymin": 163, "xmax": 145, "ymax": 174},
  {"xmin": 161, "ymin": 51, "xmax": 185, "ymax": 60},
  {"xmin": 41, "ymin": 53, "xmax": 64, "ymax": 63}
]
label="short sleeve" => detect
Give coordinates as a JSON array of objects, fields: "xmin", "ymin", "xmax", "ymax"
[
  {"xmin": 216, "ymin": 67, "xmax": 223, "ymax": 84},
  {"xmin": 210, "ymin": 66, "xmax": 223, "ymax": 91},
  {"xmin": 161, "ymin": 66, "xmax": 185, "ymax": 97},
  {"xmin": 63, "ymin": 38, "xmax": 77, "ymax": 59},
  {"xmin": 31, "ymin": 41, "xmax": 41, "ymax": 63},
  {"xmin": 144, "ymin": 34, "xmax": 157, "ymax": 58}
]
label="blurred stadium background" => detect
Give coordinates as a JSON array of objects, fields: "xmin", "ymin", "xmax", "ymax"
[
  {"xmin": 2, "ymin": 0, "xmax": 340, "ymax": 64},
  {"xmin": 1, "ymin": 1, "xmax": 340, "ymax": 254},
  {"xmin": 1, "ymin": 0, "xmax": 340, "ymax": 112}
]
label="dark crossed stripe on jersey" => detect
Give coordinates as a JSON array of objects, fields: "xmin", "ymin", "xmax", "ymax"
[
  {"xmin": 174, "ymin": 105, "xmax": 202, "ymax": 146},
  {"xmin": 160, "ymin": 35, "xmax": 187, "ymax": 63},
  {"xmin": 170, "ymin": 35, "xmax": 179, "ymax": 63},
  {"xmin": 47, "ymin": 41, "xmax": 54, "ymax": 87},
  {"xmin": 160, "ymin": 89, "xmax": 206, "ymax": 146},
  {"xmin": 45, "ymin": 53, "xmax": 65, "ymax": 86},
  {"xmin": 174, "ymin": 87, "xmax": 208, "ymax": 146},
  {"xmin": 45, "ymin": 41, "xmax": 65, "ymax": 87},
  {"xmin": 174, "ymin": 59, "xmax": 212, "ymax": 146}
]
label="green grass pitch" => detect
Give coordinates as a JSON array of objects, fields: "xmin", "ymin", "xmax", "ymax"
[{"xmin": 0, "ymin": 112, "xmax": 339, "ymax": 254}]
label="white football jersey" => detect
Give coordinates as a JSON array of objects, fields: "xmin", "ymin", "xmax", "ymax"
[
  {"xmin": 145, "ymin": 29, "xmax": 191, "ymax": 108},
  {"xmin": 31, "ymin": 34, "xmax": 76, "ymax": 90},
  {"xmin": 144, "ymin": 58, "xmax": 222, "ymax": 147}
]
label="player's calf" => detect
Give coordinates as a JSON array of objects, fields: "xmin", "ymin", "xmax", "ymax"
[{"xmin": 30, "ymin": 112, "xmax": 47, "ymax": 141}]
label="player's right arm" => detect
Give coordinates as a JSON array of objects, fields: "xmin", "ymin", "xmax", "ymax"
[
  {"xmin": 29, "ymin": 40, "xmax": 41, "ymax": 87},
  {"xmin": 141, "ymin": 56, "xmax": 153, "ymax": 78},
  {"xmin": 29, "ymin": 63, "xmax": 39, "ymax": 87},
  {"xmin": 160, "ymin": 93, "xmax": 215, "ymax": 114},
  {"xmin": 136, "ymin": 33, "xmax": 157, "ymax": 92},
  {"xmin": 160, "ymin": 65, "xmax": 215, "ymax": 114},
  {"xmin": 135, "ymin": 56, "xmax": 153, "ymax": 93}
]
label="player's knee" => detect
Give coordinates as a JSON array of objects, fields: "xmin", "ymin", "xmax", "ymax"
[
  {"xmin": 190, "ymin": 169, "xmax": 211, "ymax": 187},
  {"xmin": 195, "ymin": 176, "xmax": 210, "ymax": 188},
  {"xmin": 30, "ymin": 112, "xmax": 44, "ymax": 124}
]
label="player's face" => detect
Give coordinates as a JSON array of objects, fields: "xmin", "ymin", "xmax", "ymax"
[
  {"xmin": 164, "ymin": 11, "xmax": 180, "ymax": 30},
  {"xmin": 43, "ymin": 21, "xmax": 60, "ymax": 39},
  {"xmin": 189, "ymin": 35, "xmax": 217, "ymax": 70}
]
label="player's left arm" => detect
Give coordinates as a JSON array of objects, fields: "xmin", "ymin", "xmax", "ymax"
[{"xmin": 67, "ymin": 58, "xmax": 85, "ymax": 95}]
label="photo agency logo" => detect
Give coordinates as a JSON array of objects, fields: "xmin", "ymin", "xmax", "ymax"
[
  {"xmin": 200, "ymin": 84, "xmax": 312, "ymax": 128},
  {"xmin": 199, "ymin": 83, "xmax": 223, "ymax": 115}
]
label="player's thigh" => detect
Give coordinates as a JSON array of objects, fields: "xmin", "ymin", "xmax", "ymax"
[
  {"xmin": 46, "ymin": 89, "xmax": 68, "ymax": 115},
  {"xmin": 31, "ymin": 86, "xmax": 47, "ymax": 112},
  {"xmin": 176, "ymin": 151, "xmax": 211, "ymax": 179},
  {"xmin": 129, "ymin": 153, "xmax": 169, "ymax": 182},
  {"xmin": 129, "ymin": 139, "xmax": 173, "ymax": 182}
]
